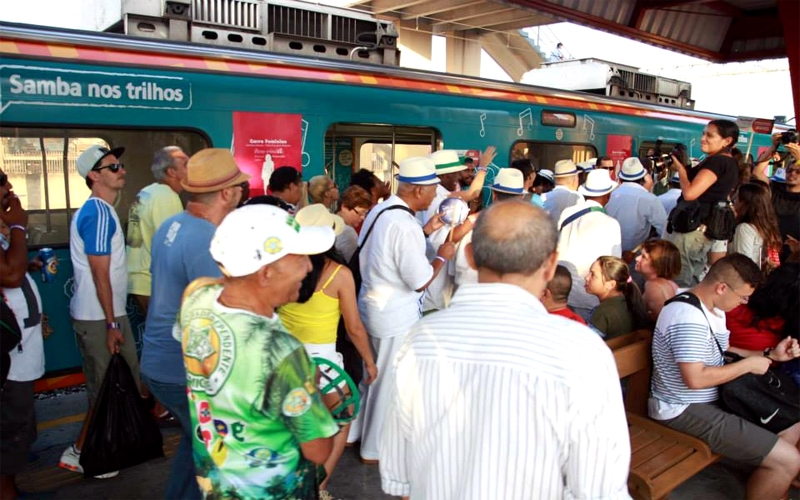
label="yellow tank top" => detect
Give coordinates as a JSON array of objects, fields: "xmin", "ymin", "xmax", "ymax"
[{"xmin": 279, "ymin": 265, "xmax": 342, "ymax": 345}]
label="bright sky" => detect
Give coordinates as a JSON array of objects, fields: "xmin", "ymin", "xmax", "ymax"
[{"xmin": 1, "ymin": 0, "xmax": 794, "ymax": 122}]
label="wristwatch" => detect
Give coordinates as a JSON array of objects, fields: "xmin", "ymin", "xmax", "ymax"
[
  {"xmin": 106, "ymin": 321, "xmax": 122, "ymax": 330},
  {"xmin": 763, "ymin": 347, "xmax": 773, "ymax": 360}
]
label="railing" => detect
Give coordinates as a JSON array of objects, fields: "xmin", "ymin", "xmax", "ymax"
[
  {"xmin": 523, "ymin": 25, "xmax": 574, "ymax": 63},
  {"xmin": 0, "ymin": 153, "xmax": 78, "ymax": 175}
]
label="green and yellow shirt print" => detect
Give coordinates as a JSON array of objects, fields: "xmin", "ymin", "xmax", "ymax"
[{"xmin": 180, "ymin": 281, "xmax": 339, "ymax": 499}]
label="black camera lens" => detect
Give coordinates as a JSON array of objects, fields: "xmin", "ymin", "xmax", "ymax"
[{"xmin": 780, "ymin": 129, "xmax": 798, "ymax": 144}]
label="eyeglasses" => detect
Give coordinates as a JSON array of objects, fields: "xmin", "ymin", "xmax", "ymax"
[
  {"xmin": 354, "ymin": 207, "xmax": 369, "ymax": 218},
  {"xmin": 0, "ymin": 173, "xmax": 7, "ymax": 187},
  {"xmin": 237, "ymin": 181, "xmax": 249, "ymax": 191},
  {"xmin": 92, "ymin": 163, "xmax": 125, "ymax": 173},
  {"xmin": 786, "ymin": 167, "xmax": 800, "ymax": 175},
  {"xmin": 723, "ymin": 282, "xmax": 750, "ymax": 304}
]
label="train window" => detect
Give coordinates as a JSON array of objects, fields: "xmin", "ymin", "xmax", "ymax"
[
  {"xmin": 510, "ymin": 141, "xmax": 597, "ymax": 171},
  {"xmin": 541, "ymin": 111, "xmax": 576, "ymax": 128},
  {"xmin": 0, "ymin": 127, "xmax": 209, "ymax": 247},
  {"xmin": 325, "ymin": 124, "xmax": 441, "ymax": 192}
]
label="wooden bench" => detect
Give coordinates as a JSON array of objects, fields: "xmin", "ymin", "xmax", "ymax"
[{"xmin": 607, "ymin": 330, "xmax": 721, "ymax": 500}]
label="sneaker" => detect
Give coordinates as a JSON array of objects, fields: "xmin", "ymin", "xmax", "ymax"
[
  {"xmin": 319, "ymin": 490, "xmax": 338, "ymax": 500},
  {"xmin": 59, "ymin": 445, "xmax": 119, "ymax": 479}
]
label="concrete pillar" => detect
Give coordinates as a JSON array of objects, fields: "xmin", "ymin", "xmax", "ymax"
[
  {"xmin": 446, "ymin": 31, "xmax": 481, "ymax": 77},
  {"xmin": 398, "ymin": 27, "xmax": 433, "ymax": 71}
]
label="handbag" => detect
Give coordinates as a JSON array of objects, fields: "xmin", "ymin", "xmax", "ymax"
[
  {"xmin": 666, "ymin": 198, "xmax": 704, "ymax": 234},
  {"xmin": 665, "ymin": 293, "xmax": 800, "ymax": 433},
  {"xmin": 703, "ymin": 201, "xmax": 736, "ymax": 241}
]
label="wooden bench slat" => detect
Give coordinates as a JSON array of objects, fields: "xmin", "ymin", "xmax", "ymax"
[
  {"xmin": 636, "ymin": 443, "xmax": 694, "ymax": 477},
  {"xmin": 630, "ymin": 429, "xmax": 663, "ymax": 452},
  {"xmin": 631, "ymin": 436, "xmax": 679, "ymax": 467}
]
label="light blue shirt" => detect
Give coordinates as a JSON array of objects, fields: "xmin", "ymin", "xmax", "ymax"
[{"xmin": 606, "ymin": 182, "xmax": 668, "ymax": 252}]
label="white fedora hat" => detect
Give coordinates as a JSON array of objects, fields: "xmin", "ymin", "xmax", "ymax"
[
  {"xmin": 490, "ymin": 168, "xmax": 525, "ymax": 194},
  {"xmin": 578, "ymin": 169, "xmax": 617, "ymax": 197},
  {"xmin": 577, "ymin": 158, "xmax": 596, "ymax": 172},
  {"xmin": 553, "ymin": 159, "xmax": 579, "ymax": 177},
  {"xmin": 618, "ymin": 157, "xmax": 646, "ymax": 182},
  {"xmin": 430, "ymin": 150, "xmax": 467, "ymax": 175},
  {"xmin": 770, "ymin": 167, "xmax": 786, "ymax": 183},
  {"xmin": 396, "ymin": 157, "xmax": 440, "ymax": 185}
]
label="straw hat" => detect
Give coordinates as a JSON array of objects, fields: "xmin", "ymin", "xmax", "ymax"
[
  {"xmin": 397, "ymin": 157, "xmax": 440, "ymax": 185},
  {"xmin": 578, "ymin": 169, "xmax": 617, "ymax": 197},
  {"xmin": 618, "ymin": 157, "xmax": 646, "ymax": 182},
  {"xmin": 430, "ymin": 150, "xmax": 467, "ymax": 175},
  {"xmin": 553, "ymin": 159, "xmax": 579, "ymax": 177},
  {"xmin": 182, "ymin": 148, "xmax": 251, "ymax": 193},
  {"xmin": 490, "ymin": 168, "xmax": 525, "ymax": 194}
]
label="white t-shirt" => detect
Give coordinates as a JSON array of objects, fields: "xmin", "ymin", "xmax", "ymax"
[
  {"xmin": 70, "ymin": 197, "xmax": 128, "ymax": 320},
  {"xmin": 649, "ymin": 296, "xmax": 728, "ymax": 420},
  {"xmin": 358, "ymin": 196, "xmax": 432, "ymax": 338}
]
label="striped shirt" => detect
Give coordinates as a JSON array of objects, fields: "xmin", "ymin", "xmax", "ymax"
[
  {"xmin": 649, "ymin": 298, "xmax": 729, "ymax": 420},
  {"xmin": 380, "ymin": 283, "xmax": 631, "ymax": 500}
]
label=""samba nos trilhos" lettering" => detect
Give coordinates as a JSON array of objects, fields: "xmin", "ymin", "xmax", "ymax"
[{"xmin": 8, "ymin": 75, "xmax": 184, "ymax": 101}]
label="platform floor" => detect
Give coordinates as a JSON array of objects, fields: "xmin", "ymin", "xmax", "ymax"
[{"xmin": 15, "ymin": 388, "xmax": 796, "ymax": 499}]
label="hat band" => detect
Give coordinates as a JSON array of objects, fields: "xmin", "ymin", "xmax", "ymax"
[
  {"xmin": 398, "ymin": 172, "xmax": 437, "ymax": 183},
  {"xmin": 620, "ymin": 171, "xmax": 645, "ymax": 180},
  {"xmin": 583, "ymin": 184, "xmax": 613, "ymax": 194},
  {"xmin": 185, "ymin": 168, "xmax": 242, "ymax": 189},
  {"xmin": 435, "ymin": 160, "xmax": 463, "ymax": 170},
  {"xmin": 554, "ymin": 168, "xmax": 578, "ymax": 176},
  {"xmin": 493, "ymin": 184, "xmax": 524, "ymax": 193}
]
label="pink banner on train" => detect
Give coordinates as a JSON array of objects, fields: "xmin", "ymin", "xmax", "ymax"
[
  {"xmin": 606, "ymin": 135, "xmax": 633, "ymax": 180},
  {"xmin": 232, "ymin": 111, "xmax": 302, "ymax": 196}
]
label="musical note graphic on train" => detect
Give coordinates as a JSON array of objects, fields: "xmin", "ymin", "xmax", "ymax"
[
  {"xmin": 479, "ymin": 113, "xmax": 487, "ymax": 138},
  {"xmin": 690, "ymin": 138, "xmax": 696, "ymax": 159},
  {"xmin": 301, "ymin": 119, "xmax": 311, "ymax": 167},
  {"xmin": 582, "ymin": 115, "xmax": 596, "ymax": 140},
  {"xmin": 517, "ymin": 108, "xmax": 533, "ymax": 136}
]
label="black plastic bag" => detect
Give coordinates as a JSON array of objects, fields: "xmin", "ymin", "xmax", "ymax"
[{"xmin": 79, "ymin": 353, "xmax": 164, "ymax": 477}]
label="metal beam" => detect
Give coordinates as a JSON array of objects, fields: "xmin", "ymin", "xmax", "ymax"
[
  {"xmin": 427, "ymin": 3, "xmax": 516, "ymax": 24},
  {"xmin": 399, "ymin": 0, "xmax": 483, "ymax": 20},
  {"xmin": 366, "ymin": 0, "xmax": 430, "ymax": 16}
]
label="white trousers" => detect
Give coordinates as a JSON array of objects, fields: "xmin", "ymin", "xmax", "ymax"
[{"xmin": 354, "ymin": 334, "xmax": 407, "ymax": 461}]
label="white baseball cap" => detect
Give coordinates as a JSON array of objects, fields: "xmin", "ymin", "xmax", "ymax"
[
  {"xmin": 76, "ymin": 145, "xmax": 125, "ymax": 178},
  {"xmin": 210, "ymin": 205, "xmax": 335, "ymax": 277}
]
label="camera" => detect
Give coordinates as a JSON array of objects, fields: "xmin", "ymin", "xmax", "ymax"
[
  {"xmin": 646, "ymin": 144, "xmax": 685, "ymax": 173},
  {"xmin": 780, "ymin": 129, "xmax": 798, "ymax": 145}
]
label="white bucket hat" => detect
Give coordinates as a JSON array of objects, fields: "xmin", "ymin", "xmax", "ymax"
[
  {"xmin": 490, "ymin": 168, "xmax": 525, "ymax": 194},
  {"xmin": 430, "ymin": 150, "xmax": 467, "ymax": 175},
  {"xmin": 210, "ymin": 205, "xmax": 335, "ymax": 277},
  {"xmin": 618, "ymin": 157, "xmax": 646, "ymax": 182},
  {"xmin": 578, "ymin": 169, "xmax": 617, "ymax": 197},
  {"xmin": 553, "ymin": 159, "xmax": 579, "ymax": 177},
  {"xmin": 396, "ymin": 157, "xmax": 440, "ymax": 185}
]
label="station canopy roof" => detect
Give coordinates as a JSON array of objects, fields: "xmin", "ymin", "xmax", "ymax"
[{"xmin": 349, "ymin": 0, "xmax": 789, "ymax": 63}]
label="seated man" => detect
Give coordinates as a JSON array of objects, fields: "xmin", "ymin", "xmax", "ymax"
[
  {"xmin": 649, "ymin": 254, "xmax": 800, "ymax": 499},
  {"xmin": 541, "ymin": 264, "xmax": 586, "ymax": 325}
]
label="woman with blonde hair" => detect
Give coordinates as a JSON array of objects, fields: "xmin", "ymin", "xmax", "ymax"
[
  {"xmin": 308, "ymin": 175, "xmax": 339, "ymax": 211},
  {"xmin": 635, "ymin": 239, "xmax": 681, "ymax": 323},
  {"xmin": 585, "ymin": 256, "xmax": 648, "ymax": 339}
]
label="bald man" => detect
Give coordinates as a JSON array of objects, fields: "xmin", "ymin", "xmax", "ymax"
[{"xmin": 380, "ymin": 201, "xmax": 630, "ymax": 499}]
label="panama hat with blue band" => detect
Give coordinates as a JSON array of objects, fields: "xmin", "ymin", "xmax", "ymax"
[
  {"xmin": 396, "ymin": 157, "xmax": 440, "ymax": 185},
  {"xmin": 490, "ymin": 168, "xmax": 525, "ymax": 194},
  {"xmin": 618, "ymin": 157, "xmax": 647, "ymax": 182},
  {"xmin": 553, "ymin": 159, "xmax": 579, "ymax": 177},
  {"xmin": 578, "ymin": 169, "xmax": 617, "ymax": 197}
]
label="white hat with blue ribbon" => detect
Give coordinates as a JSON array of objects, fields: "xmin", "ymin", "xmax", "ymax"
[
  {"xmin": 578, "ymin": 169, "xmax": 617, "ymax": 197},
  {"xmin": 490, "ymin": 168, "xmax": 525, "ymax": 195},
  {"xmin": 553, "ymin": 159, "xmax": 579, "ymax": 177},
  {"xmin": 770, "ymin": 167, "xmax": 786, "ymax": 183},
  {"xmin": 538, "ymin": 169, "xmax": 555, "ymax": 183},
  {"xmin": 397, "ymin": 157, "xmax": 440, "ymax": 185},
  {"xmin": 618, "ymin": 157, "xmax": 646, "ymax": 182}
]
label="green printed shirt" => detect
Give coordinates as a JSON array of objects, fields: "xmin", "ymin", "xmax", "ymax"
[{"xmin": 180, "ymin": 281, "xmax": 339, "ymax": 499}]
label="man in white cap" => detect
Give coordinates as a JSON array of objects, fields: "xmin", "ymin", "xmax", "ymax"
[
  {"xmin": 543, "ymin": 159, "xmax": 584, "ymax": 227},
  {"xmin": 453, "ymin": 168, "xmax": 526, "ymax": 288},
  {"xmin": 140, "ymin": 148, "xmax": 250, "ymax": 499},
  {"xmin": 179, "ymin": 204, "xmax": 339, "ymax": 500},
  {"xmin": 557, "ymin": 169, "xmax": 622, "ymax": 321},
  {"xmin": 60, "ymin": 144, "xmax": 138, "ymax": 478},
  {"xmin": 380, "ymin": 201, "xmax": 630, "ymax": 499},
  {"xmin": 355, "ymin": 156, "xmax": 455, "ymax": 463},
  {"xmin": 606, "ymin": 157, "xmax": 667, "ymax": 253},
  {"xmin": 658, "ymin": 171, "xmax": 683, "ymax": 217}
]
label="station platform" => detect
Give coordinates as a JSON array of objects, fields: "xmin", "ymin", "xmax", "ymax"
[{"xmin": 16, "ymin": 387, "xmax": 782, "ymax": 499}]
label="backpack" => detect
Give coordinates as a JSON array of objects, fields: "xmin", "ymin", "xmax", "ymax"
[
  {"xmin": 665, "ymin": 292, "xmax": 800, "ymax": 433},
  {"xmin": 348, "ymin": 204, "xmax": 414, "ymax": 294},
  {"xmin": 0, "ymin": 295, "xmax": 22, "ymax": 388}
]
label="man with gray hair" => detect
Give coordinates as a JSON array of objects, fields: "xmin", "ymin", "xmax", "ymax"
[
  {"xmin": 380, "ymin": 201, "xmax": 631, "ymax": 499},
  {"xmin": 126, "ymin": 146, "xmax": 188, "ymax": 315}
]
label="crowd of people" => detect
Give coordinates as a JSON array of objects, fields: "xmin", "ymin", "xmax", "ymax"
[{"xmin": 0, "ymin": 118, "xmax": 799, "ymax": 499}]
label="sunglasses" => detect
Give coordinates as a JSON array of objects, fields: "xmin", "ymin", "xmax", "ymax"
[
  {"xmin": 93, "ymin": 163, "xmax": 125, "ymax": 173},
  {"xmin": 0, "ymin": 173, "xmax": 7, "ymax": 187}
]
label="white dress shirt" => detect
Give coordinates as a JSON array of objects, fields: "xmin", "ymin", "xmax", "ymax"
[
  {"xmin": 606, "ymin": 182, "xmax": 668, "ymax": 251},
  {"xmin": 658, "ymin": 188, "xmax": 682, "ymax": 220},
  {"xmin": 380, "ymin": 283, "xmax": 631, "ymax": 500},
  {"xmin": 358, "ymin": 195, "xmax": 433, "ymax": 338},
  {"xmin": 543, "ymin": 185, "xmax": 584, "ymax": 227},
  {"xmin": 557, "ymin": 200, "xmax": 622, "ymax": 311}
]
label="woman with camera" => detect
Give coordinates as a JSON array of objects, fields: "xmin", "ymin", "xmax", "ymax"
[{"xmin": 666, "ymin": 119, "xmax": 740, "ymax": 287}]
